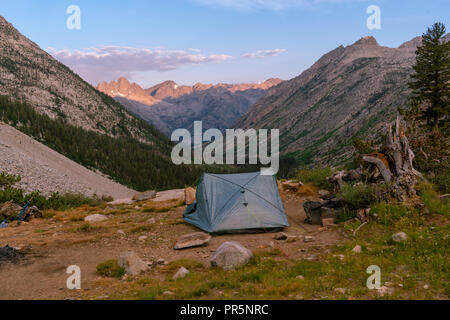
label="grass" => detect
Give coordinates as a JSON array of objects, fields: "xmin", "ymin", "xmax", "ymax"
[
  {"xmin": 296, "ymin": 168, "xmax": 333, "ymax": 190},
  {"xmin": 96, "ymin": 260, "xmax": 126, "ymax": 278},
  {"xmin": 107, "ymin": 192, "xmax": 449, "ymax": 300}
]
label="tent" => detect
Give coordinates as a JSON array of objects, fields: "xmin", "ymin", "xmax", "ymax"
[{"xmin": 183, "ymin": 172, "xmax": 289, "ymax": 233}]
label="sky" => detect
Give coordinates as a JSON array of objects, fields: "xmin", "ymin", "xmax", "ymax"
[{"xmin": 1, "ymin": 0, "xmax": 448, "ymax": 87}]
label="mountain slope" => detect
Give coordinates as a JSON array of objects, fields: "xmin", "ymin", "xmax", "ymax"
[
  {"xmin": 236, "ymin": 36, "xmax": 439, "ymax": 166},
  {"xmin": 0, "ymin": 122, "xmax": 135, "ymax": 198},
  {"xmin": 0, "ymin": 16, "xmax": 165, "ymax": 145}
]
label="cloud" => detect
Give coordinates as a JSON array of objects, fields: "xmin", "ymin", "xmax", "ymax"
[
  {"xmin": 242, "ymin": 48, "xmax": 287, "ymax": 59},
  {"xmin": 47, "ymin": 46, "xmax": 232, "ymax": 84},
  {"xmin": 194, "ymin": 0, "xmax": 366, "ymax": 11}
]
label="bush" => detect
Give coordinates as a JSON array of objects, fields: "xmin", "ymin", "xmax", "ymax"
[
  {"xmin": 339, "ymin": 183, "xmax": 378, "ymax": 210},
  {"xmin": 0, "ymin": 172, "xmax": 20, "ymax": 189},
  {"xmin": 296, "ymin": 168, "xmax": 333, "ymax": 190},
  {"xmin": 96, "ymin": 260, "xmax": 125, "ymax": 278}
]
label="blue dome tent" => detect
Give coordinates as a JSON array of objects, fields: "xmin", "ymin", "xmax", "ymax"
[{"xmin": 183, "ymin": 172, "xmax": 289, "ymax": 233}]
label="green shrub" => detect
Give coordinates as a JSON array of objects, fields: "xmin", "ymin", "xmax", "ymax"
[
  {"xmin": 0, "ymin": 172, "xmax": 21, "ymax": 188},
  {"xmin": 296, "ymin": 167, "xmax": 333, "ymax": 189},
  {"xmin": 96, "ymin": 260, "xmax": 125, "ymax": 278},
  {"xmin": 339, "ymin": 183, "xmax": 378, "ymax": 210}
]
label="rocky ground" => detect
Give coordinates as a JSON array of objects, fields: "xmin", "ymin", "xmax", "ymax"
[
  {"xmin": 0, "ymin": 187, "xmax": 344, "ymax": 300},
  {"xmin": 0, "ymin": 184, "xmax": 447, "ymax": 300},
  {"xmin": 0, "ymin": 123, "xmax": 135, "ymax": 199}
]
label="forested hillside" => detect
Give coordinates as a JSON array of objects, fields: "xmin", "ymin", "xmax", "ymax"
[{"xmin": 0, "ymin": 96, "xmax": 240, "ymax": 191}]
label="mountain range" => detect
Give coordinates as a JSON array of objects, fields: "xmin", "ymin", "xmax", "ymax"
[
  {"xmin": 236, "ymin": 34, "xmax": 449, "ymax": 166},
  {"xmin": 97, "ymin": 77, "xmax": 282, "ymax": 134}
]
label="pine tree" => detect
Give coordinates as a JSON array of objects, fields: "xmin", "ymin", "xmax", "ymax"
[{"xmin": 408, "ymin": 22, "xmax": 450, "ymax": 130}]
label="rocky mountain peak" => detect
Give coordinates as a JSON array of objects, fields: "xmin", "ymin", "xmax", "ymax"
[{"xmin": 353, "ymin": 36, "xmax": 379, "ymax": 46}]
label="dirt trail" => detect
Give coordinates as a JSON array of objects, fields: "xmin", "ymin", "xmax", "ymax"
[{"xmin": 0, "ymin": 190, "xmax": 344, "ymax": 300}]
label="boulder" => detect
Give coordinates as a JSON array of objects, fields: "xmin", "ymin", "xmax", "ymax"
[
  {"xmin": 174, "ymin": 232, "xmax": 211, "ymax": 250},
  {"xmin": 173, "ymin": 267, "xmax": 190, "ymax": 280},
  {"xmin": 392, "ymin": 232, "xmax": 407, "ymax": 242},
  {"xmin": 185, "ymin": 187, "xmax": 196, "ymax": 205},
  {"xmin": 153, "ymin": 189, "xmax": 185, "ymax": 202},
  {"xmin": 118, "ymin": 251, "xmax": 149, "ymax": 275},
  {"xmin": 210, "ymin": 241, "xmax": 253, "ymax": 270},
  {"xmin": 132, "ymin": 190, "xmax": 157, "ymax": 202},
  {"xmin": 0, "ymin": 201, "xmax": 21, "ymax": 220},
  {"xmin": 84, "ymin": 214, "xmax": 108, "ymax": 222},
  {"xmin": 303, "ymin": 201, "xmax": 324, "ymax": 224},
  {"xmin": 24, "ymin": 205, "xmax": 42, "ymax": 221},
  {"xmin": 320, "ymin": 207, "xmax": 337, "ymax": 220}
]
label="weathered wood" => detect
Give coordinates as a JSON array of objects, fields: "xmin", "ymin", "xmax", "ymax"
[{"xmin": 362, "ymin": 155, "xmax": 392, "ymax": 183}]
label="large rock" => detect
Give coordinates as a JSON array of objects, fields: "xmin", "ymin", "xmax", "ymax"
[
  {"xmin": 303, "ymin": 201, "xmax": 324, "ymax": 224},
  {"xmin": 210, "ymin": 241, "xmax": 253, "ymax": 270},
  {"xmin": 132, "ymin": 190, "xmax": 157, "ymax": 202},
  {"xmin": 0, "ymin": 201, "xmax": 22, "ymax": 220},
  {"xmin": 185, "ymin": 187, "xmax": 196, "ymax": 205},
  {"xmin": 84, "ymin": 214, "xmax": 108, "ymax": 222},
  {"xmin": 23, "ymin": 205, "xmax": 42, "ymax": 221},
  {"xmin": 174, "ymin": 232, "xmax": 211, "ymax": 250},
  {"xmin": 153, "ymin": 189, "xmax": 185, "ymax": 202},
  {"xmin": 118, "ymin": 251, "xmax": 149, "ymax": 275}
]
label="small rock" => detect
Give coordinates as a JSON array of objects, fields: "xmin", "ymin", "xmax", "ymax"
[
  {"xmin": 423, "ymin": 284, "xmax": 429, "ymax": 290},
  {"xmin": 173, "ymin": 267, "xmax": 190, "ymax": 280},
  {"xmin": 117, "ymin": 230, "xmax": 125, "ymax": 235},
  {"xmin": 296, "ymin": 275, "xmax": 305, "ymax": 280},
  {"xmin": 138, "ymin": 236, "xmax": 147, "ymax": 241},
  {"xmin": 304, "ymin": 235, "xmax": 316, "ymax": 243},
  {"xmin": 163, "ymin": 290, "xmax": 174, "ymax": 295},
  {"xmin": 352, "ymin": 245, "xmax": 362, "ymax": 253},
  {"xmin": 174, "ymin": 232, "xmax": 211, "ymax": 250},
  {"xmin": 274, "ymin": 232, "xmax": 288, "ymax": 240},
  {"xmin": 118, "ymin": 251, "xmax": 149, "ymax": 276},
  {"xmin": 318, "ymin": 190, "xmax": 330, "ymax": 197},
  {"xmin": 334, "ymin": 288, "xmax": 346, "ymax": 294},
  {"xmin": 146, "ymin": 218, "xmax": 156, "ymax": 224},
  {"xmin": 84, "ymin": 214, "xmax": 108, "ymax": 222},
  {"xmin": 392, "ymin": 232, "xmax": 407, "ymax": 242},
  {"xmin": 157, "ymin": 258, "xmax": 167, "ymax": 265},
  {"xmin": 210, "ymin": 241, "xmax": 253, "ymax": 270}
]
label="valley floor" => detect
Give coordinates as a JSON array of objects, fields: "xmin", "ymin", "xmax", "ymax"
[{"xmin": 0, "ymin": 188, "xmax": 448, "ymax": 300}]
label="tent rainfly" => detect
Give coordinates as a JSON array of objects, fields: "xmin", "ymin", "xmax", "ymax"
[{"xmin": 183, "ymin": 172, "xmax": 289, "ymax": 233}]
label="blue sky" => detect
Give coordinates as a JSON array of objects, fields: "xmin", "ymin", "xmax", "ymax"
[{"xmin": 1, "ymin": 0, "xmax": 448, "ymax": 87}]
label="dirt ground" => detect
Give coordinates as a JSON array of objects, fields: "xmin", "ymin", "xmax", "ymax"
[{"xmin": 0, "ymin": 188, "xmax": 345, "ymax": 300}]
